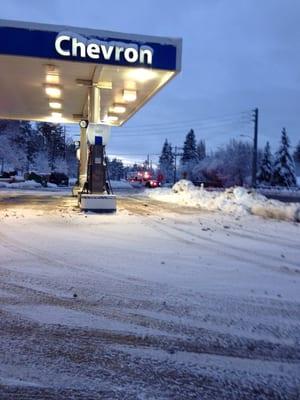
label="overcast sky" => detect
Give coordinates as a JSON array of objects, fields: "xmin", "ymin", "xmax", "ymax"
[{"xmin": 1, "ymin": 0, "xmax": 300, "ymax": 163}]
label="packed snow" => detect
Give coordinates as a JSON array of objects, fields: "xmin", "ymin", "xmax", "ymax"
[
  {"xmin": 0, "ymin": 179, "xmax": 133, "ymax": 191},
  {"xmin": 0, "ymin": 190, "xmax": 299, "ymax": 399},
  {"xmin": 147, "ymin": 180, "xmax": 300, "ymax": 222},
  {"xmin": 110, "ymin": 179, "xmax": 133, "ymax": 189}
]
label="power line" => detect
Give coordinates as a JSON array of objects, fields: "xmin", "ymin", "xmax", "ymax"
[
  {"xmin": 65, "ymin": 110, "xmax": 252, "ymax": 135},
  {"xmin": 65, "ymin": 109, "xmax": 254, "ymax": 154},
  {"xmin": 110, "ymin": 122, "xmax": 252, "ymax": 138},
  {"xmin": 66, "ymin": 120, "xmax": 251, "ymax": 136},
  {"xmin": 113, "ymin": 117, "xmax": 252, "ymax": 134},
  {"xmin": 113, "ymin": 110, "xmax": 252, "ymax": 129}
]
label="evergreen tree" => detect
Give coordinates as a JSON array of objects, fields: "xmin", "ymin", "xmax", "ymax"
[
  {"xmin": 158, "ymin": 139, "xmax": 174, "ymax": 183},
  {"xmin": 273, "ymin": 128, "xmax": 297, "ymax": 187},
  {"xmin": 0, "ymin": 120, "xmax": 26, "ymax": 171},
  {"xmin": 293, "ymin": 141, "xmax": 300, "ymax": 163},
  {"xmin": 108, "ymin": 158, "xmax": 125, "ymax": 180},
  {"xmin": 180, "ymin": 129, "xmax": 198, "ymax": 180},
  {"xmin": 36, "ymin": 122, "xmax": 65, "ymax": 171},
  {"xmin": 257, "ymin": 141, "xmax": 273, "ymax": 185},
  {"xmin": 181, "ymin": 129, "xmax": 197, "ymax": 164},
  {"xmin": 65, "ymin": 140, "xmax": 77, "ymax": 177},
  {"xmin": 196, "ymin": 139, "xmax": 206, "ymax": 161},
  {"xmin": 18, "ymin": 121, "xmax": 40, "ymax": 171},
  {"xmin": 33, "ymin": 151, "xmax": 49, "ymax": 173}
]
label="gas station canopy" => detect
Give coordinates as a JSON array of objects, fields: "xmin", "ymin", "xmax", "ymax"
[{"xmin": 0, "ymin": 19, "xmax": 182, "ymax": 126}]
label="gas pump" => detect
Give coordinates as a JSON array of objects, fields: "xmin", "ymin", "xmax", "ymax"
[
  {"xmin": 85, "ymin": 123, "xmax": 111, "ymax": 194},
  {"xmin": 86, "ymin": 139, "xmax": 106, "ymax": 194},
  {"xmin": 77, "ymin": 86, "xmax": 116, "ymax": 212}
]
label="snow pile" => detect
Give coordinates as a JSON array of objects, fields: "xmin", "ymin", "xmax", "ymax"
[
  {"xmin": 0, "ymin": 180, "xmax": 42, "ymax": 189},
  {"xmin": 12, "ymin": 175, "xmax": 25, "ymax": 182},
  {"xmin": 46, "ymin": 182, "xmax": 58, "ymax": 188},
  {"xmin": 148, "ymin": 180, "xmax": 300, "ymax": 222},
  {"xmin": 172, "ymin": 179, "xmax": 195, "ymax": 193}
]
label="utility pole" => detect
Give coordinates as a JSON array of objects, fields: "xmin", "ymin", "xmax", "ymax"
[
  {"xmin": 174, "ymin": 146, "xmax": 177, "ymax": 184},
  {"xmin": 173, "ymin": 146, "xmax": 183, "ymax": 184},
  {"xmin": 63, "ymin": 125, "xmax": 66, "ymax": 160},
  {"xmin": 252, "ymin": 108, "xmax": 259, "ymax": 188}
]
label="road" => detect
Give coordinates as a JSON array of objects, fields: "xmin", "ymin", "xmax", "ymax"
[
  {"xmin": 0, "ymin": 190, "xmax": 299, "ymax": 399},
  {"xmin": 264, "ymin": 193, "xmax": 300, "ymax": 203}
]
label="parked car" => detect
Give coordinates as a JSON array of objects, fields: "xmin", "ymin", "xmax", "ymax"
[
  {"xmin": 49, "ymin": 172, "xmax": 69, "ymax": 186},
  {"xmin": 26, "ymin": 172, "xmax": 48, "ymax": 187},
  {"xmin": 144, "ymin": 179, "xmax": 161, "ymax": 188}
]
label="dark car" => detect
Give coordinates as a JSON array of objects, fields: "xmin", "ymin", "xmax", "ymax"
[
  {"xmin": 145, "ymin": 179, "xmax": 161, "ymax": 188},
  {"xmin": 26, "ymin": 171, "xmax": 48, "ymax": 187},
  {"xmin": 49, "ymin": 172, "xmax": 69, "ymax": 186}
]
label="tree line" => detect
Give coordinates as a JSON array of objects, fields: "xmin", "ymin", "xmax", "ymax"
[
  {"xmin": 0, "ymin": 120, "xmax": 77, "ymax": 176},
  {"xmin": 158, "ymin": 128, "xmax": 299, "ymax": 188},
  {"xmin": 1, "ymin": 119, "xmax": 299, "ymax": 187}
]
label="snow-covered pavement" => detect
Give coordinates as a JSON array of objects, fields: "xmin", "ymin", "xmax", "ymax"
[{"xmin": 0, "ymin": 190, "xmax": 299, "ymax": 399}]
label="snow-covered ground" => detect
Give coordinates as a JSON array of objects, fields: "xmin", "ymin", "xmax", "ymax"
[{"xmin": 0, "ymin": 190, "xmax": 299, "ymax": 399}]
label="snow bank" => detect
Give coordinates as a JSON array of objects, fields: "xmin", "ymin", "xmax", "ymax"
[
  {"xmin": 46, "ymin": 182, "xmax": 58, "ymax": 188},
  {"xmin": 12, "ymin": 175, "xmax": 25, "ymax": 182},
  {"xmin": 148, "ymin": 180, "xmax": 300, "ymax": 222},
  {"xmin": 1, "ymin": 180, "xmax": 42, "ymax": 189}
]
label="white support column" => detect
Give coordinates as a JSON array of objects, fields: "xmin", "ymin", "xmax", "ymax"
[
  {"xmin": 89, "ymin": 85, "xmax": 101, "ymax": 123},
  {"xmin": 79, "ymin": 125, "xmax": 87, "ymax": 188},
  {"xmin": 79, "ymin": 85, "xmax": 101, "ymax": 189}
]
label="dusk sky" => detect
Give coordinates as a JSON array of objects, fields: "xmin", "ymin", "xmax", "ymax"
[{"xmin": 1, "ymin": 0, "xmax": 300, "ymax": 164}]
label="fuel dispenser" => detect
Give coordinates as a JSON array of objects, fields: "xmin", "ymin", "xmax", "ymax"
[{"xmin": 78, "ymin": 120, "xmax": 116, "ymax": 212}]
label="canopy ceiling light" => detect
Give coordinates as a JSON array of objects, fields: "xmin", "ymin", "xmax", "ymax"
[
  {"xmin": 49, "ymin": 101, "xmax": 62, "ymax": 109},
  {"xmin": 127, "ymin": 68, "xmax": 157, "ymax": 82},
  {"xmin": 106, "ymin": 114, "xmax": 119, "ymax": 123},
  {"xmin": 110, "ymin": 104, "xmax": 126, "ymax": 114},
  {"xmin": 46, "ymin": 74, "xmax": 60, "ymax": 84},
  {"xmin": 45, "ymin": 84, "xmax": 62, "ymax": 99},
  {"xmin": 122, "ymin": 89, "xmax": 137, "ymax": 102},
  {"xmin": 51, "ymin": 111, "xmax": 62, "ymax": 118},
  {"xmin": 45, "ymin": 64, "xmax": 60, "ymax": 84}
]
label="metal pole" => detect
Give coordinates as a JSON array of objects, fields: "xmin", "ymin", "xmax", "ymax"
[
  {"xmin": 90, "ymin": 86, "xmax": 101, "ymax": 124},
  {"xmin": 63, "ymin": 126, "xmax": 66, "ymax": 160},
  {"xmin": 174, "ymin": 146, "xmax": 177, "ymax": 184},
  {"xmin": 252, "ymin": 108, "xmax": 259, "ymax": 188}
]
